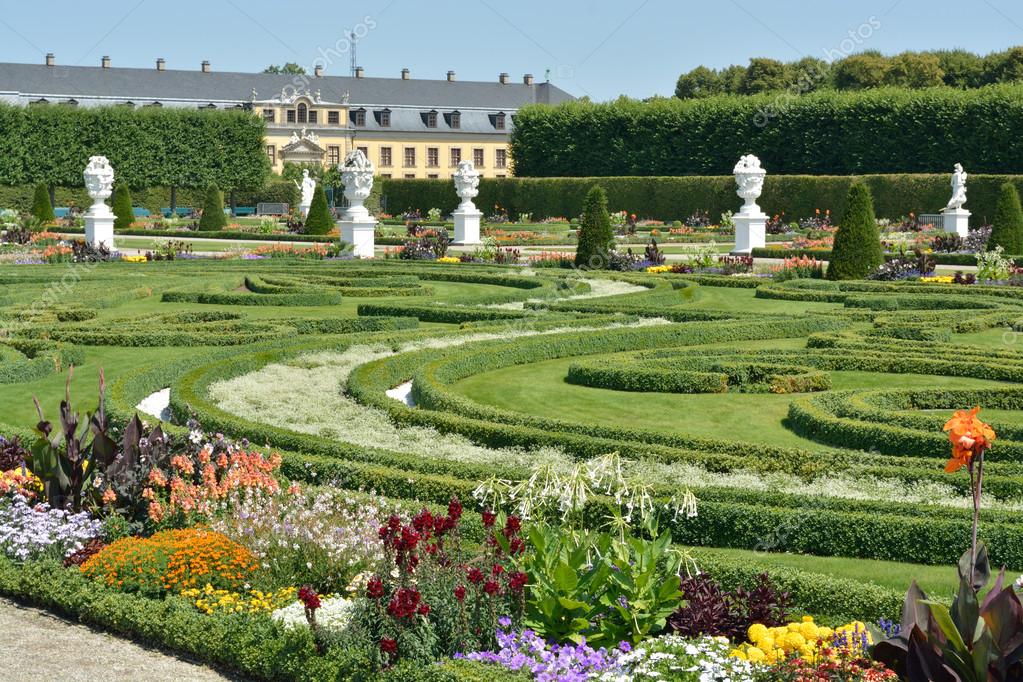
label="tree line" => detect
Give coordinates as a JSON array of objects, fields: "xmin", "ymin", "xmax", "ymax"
[{"xmin": 675, "ymin": 47, "xmax": 1023, "ymax": 99}]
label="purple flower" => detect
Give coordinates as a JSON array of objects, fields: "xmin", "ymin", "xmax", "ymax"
[
  {"xmin": 498, "ymin": 616, "xmax": 512, "ymax": 629},
  {"xmin": 618, "ymin": 641, "xmax": 631, "ymax": 652},
  {"xmin": 461, "ymin": 627, "xmax": 621, "ymax": 679}
]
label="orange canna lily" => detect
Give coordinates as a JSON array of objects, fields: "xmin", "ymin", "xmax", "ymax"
[{"xmin": 943, "ymin": 407, "xmax": 995, "ymax": 473}]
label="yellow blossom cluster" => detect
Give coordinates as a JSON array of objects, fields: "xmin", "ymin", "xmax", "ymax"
[
  {"xmin": 731, "ymin": 616, "xmax": 872, "ymax": 665},
  {"xmin": 179, "ymin": 583, "xmax": 296, "ymax": 615},
  {"xmin": 437, "ymin": 256, "xmax": 462, "ymax": 264},
  {"xmin": 645, "ymin": 265, "xmax": 673, "ymax": 273},
  {"xmin": 920, "ymin": 275, "xmax": 954, "ymax": 283},
  {"xmin": 121, "ymin": 255, "xmax": 148, "ymax": 263}
]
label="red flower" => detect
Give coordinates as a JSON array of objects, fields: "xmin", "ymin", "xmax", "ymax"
[
  {"xmin": 504, "ymin": 516, "xmax": 521, "ymax": 534},
  {"xmin": 483, "ymin": 580, "xmax": 500, "ymax": 596},
  {"xmin": 417, "ymin": 603, "xmax": 431, "ymax": 616},
  {"xmin": 509, "ymin": 571, "xmax": 528, "ymax": 591},
  {"xmin": 412, "ymin": 509, "xmax": 434, "ymax": 534},
  {"xmin": 387, "ymin": 586, "xmax": 423, "ymax": 620},
  {"xmin": 447, "ymin": 496, "xmax": 463, "ymax": 521},
  {"xmin": 482, "ymin": 510, "xmax": 497, "ymax": 528},
  {"xmin": 298, "ymin": 585, "xmax": 321, "ymax": 610},
  {"xmin": 492, "ymin": 564, "xmax": 505, "ymax": 577},
  {"xmin": 467, "ymin": 567, "xmax": 485, "ymax": 584},
  {"xmin": 366, "ymin": 575, "xmax": 385, "ymax": 600},
  {"xmin": 454, "ymin": 584, "xmax": 466, "ymax": 602},
  {"xmin": 379, "ymin": 637, "xmax": 397, "ymax": 655}
]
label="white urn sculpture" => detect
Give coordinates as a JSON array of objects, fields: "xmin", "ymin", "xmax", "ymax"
[
  {"xmin": 338, "ymin": 149, "xmax": 377, "ymax": 257},
  {"xmin": 452, "ymin": 160, "xmax": 482, "ymax": 244},
  {"xmin": 731, "ymin": 154, "xmax": 768, "ymax": 254},
  {"xmin": 83, "ymin": 155, "xmax": 115, "ymax": 249}
]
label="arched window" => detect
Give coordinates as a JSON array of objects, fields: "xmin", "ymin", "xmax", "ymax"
[{"xmin": 297, "ymin": 103, "xmax": 307, "ymax": 123}]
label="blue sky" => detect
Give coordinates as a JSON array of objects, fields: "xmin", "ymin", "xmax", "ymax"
[{"xmin": 2, "ymin": 0, "xmax": 1022, "ymax": 101}]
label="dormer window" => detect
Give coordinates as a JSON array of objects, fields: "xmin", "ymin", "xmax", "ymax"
[
  {"xmin": 120, "ymin": 101, "xmax": 135, "ymax": 108},
  {"xmin": 422, "ymin": 110, "xmax": 438, "ymax": 128},
  {"xmin": 144, "ymin": 101, "xmax": 162, "ymax": 108},
  {"xmin": 492, "ymin": 112, "xmax": 506, "ymax": 130},
  {"xmin": 64, "ymin": 99, "xmax": 79, "ymax": 107},
  {"xmin": 445, "ymin": 111, "xmax": 461, "ymax": 129},
  {"xmin": 29, "ymin": 98, "xmax": 48, "ymax": 105},
  {"xmin": 375, "ymin": 109, "xmax": 391, "ymax": 127},
  {"xmin": 352, "ymin": 108, "xmax": 366, "ymax": 126},
  {"xmin": 200, "ymin": 103, "xmax": 216, "ymax": 109},
  {"xmin": 297, "ymin": 102, "xmax": 307, "ymax": 123}
]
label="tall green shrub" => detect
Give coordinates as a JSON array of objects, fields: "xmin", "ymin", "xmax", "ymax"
[
  {"xmin": 199, "ymin": 184, "xmax": 227, "ymax": 231},
  {"xmin": 111, "ymin": 183, "xmax": 134, "ymax": 230},
  {"xmin": 827, "ymin": 183, "xmax": 883, "ymax": 280},
  {"xmin": 31, "ymin": 182, "xmax": 54, "ymax": 222},
  {"xmin": 989, "ymin": 182, "xmax": 1023, "ymax": 254},
  {"xmin": 575, "ymin": 185, "xmax": 614, "ymax": 269},
  {"xmin": 303, "ymin": 184, "xmax": 333, "ymax": 235}
]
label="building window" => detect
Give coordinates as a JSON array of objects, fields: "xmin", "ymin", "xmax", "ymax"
[
  {"xmin": 427, "ymin": 174, "xmax": 439, "ymax": 179},
  {"xmin": 449, "ymin": 111, "xmax": 461, "ymax": 129},
  {"xmin": 328, "ymin": 110, "xmax": 340, "ymax": 125},
  {"xmin": 377, "ymin": 109, "xmax": 391, "ymax": 127},
  {"xmin": 381, "ymin": 173, "xmax": 392, "ymax": 179},
  {"xmin": 425, "ymin": 110, "xmax": 438, "ymax": 128},
  {"xmin": 328, "ymin": 146, "xmax": 340, "ymax": 165},
  {"xmin": 450, "ymin": 148, "xmax": 461, "ymax": 167},
  {"xmin": 496, "ymin": 174, "xmax": 506, "ymax": 179},
  {"xmin": 352, "ymin": 109, "xmax": 366, "ymax": 126},
  {"xmin": 262, "ymin": 108, "xmax": 275, "ymax": 123},
  {"xmin": 404, "ymin": 173, "xmax": 416, "ymax": 179},
  {"xmin": 473, "ymin": 148, "xmax": 485, "ymax": 167},
  {"xmin": 308, "ymin": 109, "xmax": 318, "ymax": 124},
  {"xmin": 493, "ymin": 113, "xmax": 506, "ymax": 130},
  {"xmin": 496, "ymin": 148, "xmax": 507, "ymax": 168},
  {"xmin": 427, "ymin": 147, "xmax": 439, "ymax": 167},
  {"xmin": 287, "ymin": 109, "xmax": 296, "ymax": 123},
  {"xmin": 297, "ymin": 103, "xmax": 308, "ymax": 123},
  {"xmin": 266, "ymin": 145, "xmax": 276, "ymax": 165},
  {"xmin": 380, "ymin": 147, "xmax": 393, "ymax": 167},
  {"xmin": 404, "ymin": 147, "xmax": 416, "ymax": 167}
]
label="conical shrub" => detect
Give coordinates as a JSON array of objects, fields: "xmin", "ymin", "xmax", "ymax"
[
  {"xmin": 989, "ymin": 182, "xmax": 1023, "ymax": 254},
  {"xmin": 199, "ymin": 183, "xmax": 227, "ymax": 231},
  {"xmin": 827, "ymin": 182, "xmax": 883, "ymax": 280},
  {"xmin": 31, "ymin": 182, "xmax": 55, "ymax": 222},
  {"xmin": 303, "ymin": 184, "xmax": 334, "ymax": 235},
  {"xmin": 575, "ymin": 185, "xmax": 614, "ymax": 269},
  {"xmin": 112, "ymin": 183, "xmax": 134, "ymax": 231}
]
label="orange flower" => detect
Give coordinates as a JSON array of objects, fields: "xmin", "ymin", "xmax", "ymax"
[
  {"xmin": 943, "ymin": 407, "xmax": 995, "ymax": 473},
  {"xmin": 102, "ymin": 488, "xmax": 117, "ymax": 505}
]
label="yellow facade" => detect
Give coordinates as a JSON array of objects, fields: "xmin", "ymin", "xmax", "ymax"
[{"xmin": 258, "ymin": 96, "xmax": 511, "ymax": 179}]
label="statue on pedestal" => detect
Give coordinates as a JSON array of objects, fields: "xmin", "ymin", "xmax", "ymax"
[
  {"xmin": 947, "ymin": 163, "xmax": 968, "ymax": 210},
  {"xmin": 294, "ymin": 169, "xmax": 316, "ymax": 216},
  {"xmin": 83, "ymin": 156, "xmax": 115, "ymax": 216},
  {"xmin": 453, "ymin": 160, "xmax": 480, "ymax": 211},
  {"xmin": 340, "ymin": 149, "xmax": 375, "ymax": 221},
  {"xmin": 733, "ymin": 154, "xmax": 766, "ymax": 215}
]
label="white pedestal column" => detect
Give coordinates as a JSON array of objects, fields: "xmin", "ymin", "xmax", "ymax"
[
  {"xmin": 339, "ymin": 218, "xmax": 377, "ymax": 258},
  {"xmin": 299, "ymin": 202, "xmax": 311, "ymax": 219},
  {"xmin": 731, "ymin": 210, "xmax": 767, "ymax": 254},
  {"xmin": 452, "ymin": 208, "xmax": 482, "ymax": 245},
  {"xmin": 943, "ymin": 208, "xmax": 971, "ymax": 238},
  {"xmin": 84, "ymin": 208, "xmax": 115, "ymax": 250}
]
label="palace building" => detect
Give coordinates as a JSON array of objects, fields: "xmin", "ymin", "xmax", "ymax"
[{"xmin": 0, "ymin": 55, "xmax": 574, "ymax": 179}]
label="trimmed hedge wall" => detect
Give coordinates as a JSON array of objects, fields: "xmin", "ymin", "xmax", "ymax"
[
  {"xmin": 381, "ymin": 174, "xmax": 1023, "ymax": 225},
  {"xmin": 509, "ymin": 86, "xmax": 1023, "ymax": 176}
]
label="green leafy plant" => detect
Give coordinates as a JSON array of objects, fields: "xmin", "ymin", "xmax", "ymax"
[
  {"xmin": 199, "ymin": 183, "xmax": 227, "ymax": 231},
  {"xmin": 31, "ymin": 182, "xmax": 54, "ymax": 222},
  {"xmin": 989, "ymin": 181, "xmax": 1023, "ymax": 254},
  {"xmin": 574, "ymin": 185, "xmax": 614, "ymax": 269}
]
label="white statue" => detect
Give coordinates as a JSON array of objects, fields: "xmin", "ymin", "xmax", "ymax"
[
  {"xmin": 453, "ymin": 160, "xmax": 480, "ymax": 210},
  {"xmin": 340, "ymin": 149, "xmax": 375, "ymax": 221},
  {"xmin": 305, "ymin": 130, "xmax": 320, "ymax": 146},
  {"xmin": 83, "ymin": 156, "xmax": 115, "ymax": 215},
  {"xmin": 733, "ymin": 154, "xmax": 766, "ymax": 214},
  {"xmin": 947, "ymin": 163, "xmax": 968, "ymax": 210},
  {"xmin": 294, "ymin": 169, "xmax": 316, "ymax": 216}
]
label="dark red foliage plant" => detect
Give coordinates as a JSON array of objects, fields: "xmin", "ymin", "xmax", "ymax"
[{"xmin": 667, "ymin": 572, "xmax": 790, "ymax": 642}]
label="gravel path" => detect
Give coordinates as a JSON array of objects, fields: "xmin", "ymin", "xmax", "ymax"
[{"xmin": 0, "ymin": 597, "xmax": 237, "ymax": 681}]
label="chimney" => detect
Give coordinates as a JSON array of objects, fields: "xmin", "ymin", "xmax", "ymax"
[
  {"xmin": 355, "ymin": 66, "xmax": 364, "ymax": 79},
  {"xmin": 314, "ymin": 64, "xmax": 323, "ymax": 77},
  {"xmin": 156, "ymin": 58, "xmax": 165, "ymax": 71},
  {"xmin": 524, "ymin": 73, "xmax": 534, "ymax": 86},
  {"xmin": 101, "ymin": 55, "xmax": 111, "ymax": 69},
  {"xmin": 499, "ymin": 72, "xmax": 510, "ymax": 85},
  {"xmin": 447, "ymin": 70, "xmax": 456, "ymax": 82},
  {"xmin": 401, "ymin": 67, "xmax": 410, "ymax": 80},
  {"xmin": 45, "ymin": 53, "xmax": 55, "ymax": 67},
  {"xmin": 201, "ymin": 60, "xmax": 211, "ymax": 73}
]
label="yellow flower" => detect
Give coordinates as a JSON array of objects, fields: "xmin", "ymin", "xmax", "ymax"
[
  {"xmin": 748, "ymin": 623, "xmax": 768, "ymax": 643},
  {"xmin": 745, "ymin": 647, "xmax": 766, "ymax": 663}
]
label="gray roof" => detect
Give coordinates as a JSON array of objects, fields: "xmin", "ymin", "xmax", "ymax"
[{"xmin": 0, "ymin": 62, "xmax": 574, "ymax": 110}]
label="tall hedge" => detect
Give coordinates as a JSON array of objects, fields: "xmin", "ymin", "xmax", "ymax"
[
  {"xmin": 111, "ymin": 183, "xmax": 133, "ymax": 230},
  {"xmin": 510, "ymin": 85, "xmax": 1023, "ymax": 177},
  {"xmin": 302, "ymin": 184, "xmax": 333, "ymax": 235},
  {"xmin": 827, "ymin": 183, "xmax": 883, "ymax": 280},
  {"xmin": 199, "ymin": 184, "xmax": 227, "ymax": 231},
  {"xmin": 0, "ymin": 104, "xmax": 269, "ymax": 190},
  {"xmin": 381, "ymin": 174, "xmax": 1023, "ymax": 225},
  {"xmin": 575, "ymin": 185, "xmax": 614, "ymax": 268},
  {"xmin": 990, "ymin": 182, "xmax": 1023, "ymax": 254},
  {"xmin": 30, "ymin": 182, "xmax": 54, "ymax": 222}
]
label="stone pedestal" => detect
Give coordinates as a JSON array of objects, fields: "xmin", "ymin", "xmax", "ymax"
[
  {"xmin": 299, "ymin": 202, "xmax": 311, "ymax": 219},
  {"xmin": 84, "ymin": 209, "xmax": 115, "ymax": 250},
  {"xmin": 339, "ymin": 218, "xmax": 376, "ymax": 258},
  {"xmin": 453, "ymin": 208, "xmax": 482, "ymax": 245},
  {"xmin": 731, "ymin": 210, "xmax": 767, "ymax": 254},
  {"xmin": 943, "ymin": 207, "xmax": 971, "ymax": 238}
]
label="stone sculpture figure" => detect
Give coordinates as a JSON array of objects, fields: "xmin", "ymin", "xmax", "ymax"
[
  {"xmin": 948, "ymin": 163, "xmax": 968, "ymax": 210},
  {"xmin": 733, "ymin": 154, "xmax": 766, "ymax": 214}
]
